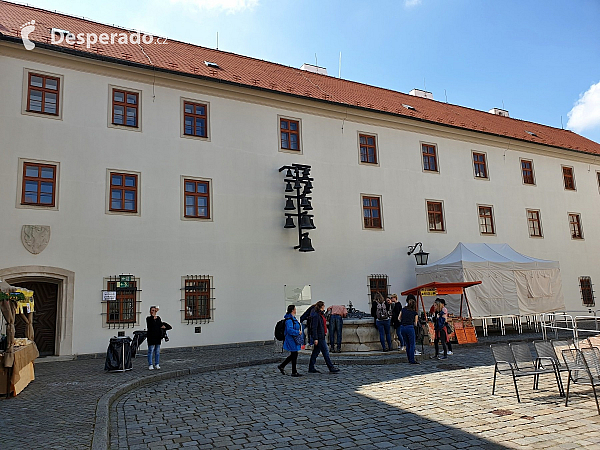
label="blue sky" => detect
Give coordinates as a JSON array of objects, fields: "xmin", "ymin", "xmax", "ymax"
[{"xmin": 21, "ymin": 0, "xmax": 600, "ymax": 143}]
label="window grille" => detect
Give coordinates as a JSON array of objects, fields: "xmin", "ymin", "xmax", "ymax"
[
  {"xmin": 580, "ymin": 276, "xmax": 595, "ymax": 307},
  {"xmin": 368, "ymin": 274, "xmax": 390, "ymax": 305},
  {"xmin": 101, "ymin": 275, "xmax": 142, "ymax": 329},
  {"xmin": 180, "ymin": 275, "xmax": 215, "ymax": 324}
]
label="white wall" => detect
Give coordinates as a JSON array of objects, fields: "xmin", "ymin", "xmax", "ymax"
[{"xmin": 1, "ymin": 51, "xmax": 599, "ymax": 354}]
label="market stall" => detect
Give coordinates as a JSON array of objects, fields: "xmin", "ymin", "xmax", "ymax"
[
  {"xmin": 0, "ymin": 279, "xmax": 39, "ymax": 397},
  {"xmin": 401, "ymin": 281, "xmax": 481, "ymax": 345}
]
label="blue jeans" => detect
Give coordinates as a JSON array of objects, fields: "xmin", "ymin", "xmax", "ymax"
[
  {"xmin": 376, "ymin": 319, "xmax": 392, "ymax": 350},
  {"xmin": 395, "ymin": 325, "xmax": 405, "ymax": 348},
  {"xmin": 148, "ymin": 344, "xmax": 160, "ymax": 366},
  {"xmin": 302, "ymin": 322, "xmax": 313, "ymax": 345},
  {"xmin": 309, "ymin": 339, "xmax": 334, "ymax": 371},
  {"xmin": 400, "ymin": 325, "xmax": 416, "ymax": 363},
  {"xmin": 329, "ymin": 315, "xmax": 343, "ymax": 349}
]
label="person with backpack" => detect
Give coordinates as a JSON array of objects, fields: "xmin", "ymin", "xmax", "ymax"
[
  {"xmin": 277, "ymin": 304, "xmax": 303, "ymax": 377},
  {"xmin": 300, "ymin": 303, "xmax": 316, "ymax": 349},
  {"xmin": 389, "ymin": 294, "xmax": 405, "ymax": 351},
  {"xmin": 308, "ymin": 301, "xmax": 340, "ymax": 373},
  {"xmin": 398, "ymin": 295, "xmax": 420, "ymax": 364},
  {"xmin": 433, "ymin": 298, "xmax": 449, "ymax": 360},
  {"xmin": 374, "ymin": 292, "xmax": 392, "ymax": 352}
]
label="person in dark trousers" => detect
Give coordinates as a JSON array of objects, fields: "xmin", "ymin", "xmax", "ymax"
[
  {"xmin": 398, "ymin": 295, "xmax": 419, "ymax": 364},
  {"xmin": 300, "ymin": 303, "xmax": 316, "ymax": 348},
  {"xmin": 277, "ymin": 304, "xmax": 303, "ymax": 377},
  {"xmin": 389, "ymin": 294, "xmax": 405, "ymax": 351},
  {"xmin": 308, "ymin": 301, "xmax": 340, "ymax": 373},
  {"xmin": 374, "ymin": 293, "xmax": 392, "ymax": 351},
  {"xmin": 433, "ymin": 298, "xmax": 449, "ymax": 360},
  {"xmin": 146, "ymin": 305, "xmax": 166, "ymax": 370},
  {"xmin": 326, "ymin": 304, "xmax": 348, "ymax": 353}
]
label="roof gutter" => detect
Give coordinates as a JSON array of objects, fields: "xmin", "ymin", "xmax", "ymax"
[{"xmin": 0, "ymin": 34, "xmax": 596, "ymax": 159}]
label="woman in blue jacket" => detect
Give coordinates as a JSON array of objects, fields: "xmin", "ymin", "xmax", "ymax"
[{"xmin": 277, "ymin": 304, "xmax": 303, "ymax": 377}]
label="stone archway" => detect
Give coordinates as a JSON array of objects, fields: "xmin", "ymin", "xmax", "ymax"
[{"xmin": 0, "ymin": 266, "xmax": 74, "ymax": 356}]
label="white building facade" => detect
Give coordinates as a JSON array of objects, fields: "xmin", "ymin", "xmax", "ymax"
[{"xmin": 1, "ymin": 5, "xmax": 599, "ymax": 355}]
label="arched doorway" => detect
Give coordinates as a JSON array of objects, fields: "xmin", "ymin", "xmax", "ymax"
[
  {"xmin": 15, "ymin": 280, "xmax": 59, "ymax": 356},
  {"xmin": 0, "ymin": 266, "xmax": 74, "ymax": 356}
]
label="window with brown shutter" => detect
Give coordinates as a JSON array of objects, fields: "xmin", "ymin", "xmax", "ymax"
[
  {"xmin": 183, "ymin": 101, "xmax": 208, "ymax": 137},
  {"xmin": 112, "ymin": 89, "xmax": 138, "ymax": 127},
  {"xmin": 562, "ymin": 166, "xmax": 575, "ymax": 190},
  {"xmin": 422, "ymin": 144, "xmax": 438, "ymax": 172},
  {"xmin": 478, "ymin": 206, "xmax": 495, "ymax": 235},
  {"xmin": 427, "ymin": 201, "xmax": 445, "ymax": 232},
  {"xmin": 521, "ymin": 159, "xmax": 535, "ymax": 185},
  {"xmin": 109, "ymin": 172, "xmax": 138, "ymax": 213},
  {"xmin": 280, "ymin": 118, "xmax": 300, "ymax": 151},
  {"xmin": 27, "ymin": 73, "xmax": 60, "ymax": 115},
  {"xmin": 362, "ymin": 196, "xmax": 382, "ymax": 229},
  {"xmin": 184, "ymin": 179, "xmax": 210, "ymax": 219},
  {"xmin": 359, "ymin": 134, "xmax": 377, "ymax": 164},
  {"xmin": 21, "ymin": 162, "xmax": 57, "ymax": 207},
  {"xmin": 527, "ymin": 209, "xmax": 543, "ymax": 237},
  {"xmin": 473, "ymin": 152, "xmax": 488, "ymax": 178},
  {"xmin": 569, "ymin": 213, "xmax": 583, "ymax": 239}
]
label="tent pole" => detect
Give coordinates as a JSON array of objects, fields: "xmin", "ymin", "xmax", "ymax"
[
  {"xmin": 460, "ymin": 293, "xmax": 464, "ymax": 318},
  {"xmin": 463, "ymin": 290, "xmax": 473, "ymax": 319}
]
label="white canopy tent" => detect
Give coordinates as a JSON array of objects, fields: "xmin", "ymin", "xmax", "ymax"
[{"xmin": 415, "ymin": 243, "xmax": 565, "ymax": 317}]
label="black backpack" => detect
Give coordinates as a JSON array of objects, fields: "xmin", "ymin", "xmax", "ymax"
[{"xmin": 274, "ymin": 318, "xmax": 290, "ymax": 341}]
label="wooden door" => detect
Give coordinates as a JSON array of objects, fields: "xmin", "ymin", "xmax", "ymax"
[{"xmin": 15, "ymin": 281, "xmax": 58, "ymax": 356}]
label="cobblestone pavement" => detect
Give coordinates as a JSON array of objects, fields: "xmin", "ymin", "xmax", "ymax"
[
  {"xmin": 111, "ymin": 343, "xmax": 600, "ymax": 449},
  {"xmin": 0, "ymin": 343, "xmax": 277, "ymax": 449}
]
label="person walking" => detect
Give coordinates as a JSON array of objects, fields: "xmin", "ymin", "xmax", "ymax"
[
  {"xmin": 309, "ymin": 301, "xmax": 340, "ymax": 373},
  {"xmin": 300, "ymin": 303, "xmax": 316, "ymax": 349},
  {"xmin": 326, "ymin": 304, "xmax": 348, "ymax": 353},
  {"xmin": 277, "ymin": 304, "xmax": 303, "ymax": 377},
  {"xmin": 433, "ymin": 298, "xmax": 449, "ymax": 360},
  {"xmin": 146, "ymin": 305, "xmax": 166, "ymax": 370},
  {"xmin": 398, "ymin": 295, "xmax": 419, "ymax": 364},
  {"xmin": 374, "ymin": 293, "xmax": 392, "ymax": 351},
  {"xmin": 389, "ymin": 294, "xmax": 405, "ymax": 351}
]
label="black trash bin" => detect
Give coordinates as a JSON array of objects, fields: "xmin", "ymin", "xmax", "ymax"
[
  {"xmin": 131, "ymin": 330, "xmax": 147, "ymax": 358},
  {"xmin": 104, "ymin": 337, "xmax": 132, "ymax": 372}
]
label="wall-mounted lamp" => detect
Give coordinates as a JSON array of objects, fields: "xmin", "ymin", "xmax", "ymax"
[{"xmin": 407, "ymin": 242, "xmax": 429, "ymax": 266}]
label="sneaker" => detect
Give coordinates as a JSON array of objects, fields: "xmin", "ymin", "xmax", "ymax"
[
  {"xmin": 409, "ymin": 361, "xmax": 421, "ymax": 365},
  {"xmin": 400, "ymin": 346, "xmax": 406, "ymax": 351},
  {"xmin": 308, "ymin": 368, "xmax": 320, "ymax": 373},
  {"xmin": 277, "ymin": 364, "xmax": 286, "ymax": 375},
  {"xmin": 329, "ymin": 367, "xmax": 340, "ymax": 373},
  {"xmin": 291, "ymin": 372, "xmax": 303, "ymax": 377},
  {"xmin": 414, "ymin": 350, "xmax": 421, "ymax": 356},
  {"xmin": 438, "ymin": 356, "xmax": 447, "ymax": 360},
  {"xmin": 148, "ymin": 365, "xmax": 154, "ymax": 370},
  {"xmin": 155, "ymin": 364, "xmax": 161, "ymax": 369},
  {"xmin": 447, "ymin": 351, "xmax": 453, "ymax": 355}
]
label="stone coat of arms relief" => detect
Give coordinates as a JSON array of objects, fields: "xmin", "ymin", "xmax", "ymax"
[{"xmin": 21, "ymin": 225, "xmax": 51, "ymax": 254}]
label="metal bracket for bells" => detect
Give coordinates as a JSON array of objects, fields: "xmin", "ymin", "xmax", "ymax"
[{"xmin": 279, "ymin": 163, "xmax": 315, "ymax": 252}]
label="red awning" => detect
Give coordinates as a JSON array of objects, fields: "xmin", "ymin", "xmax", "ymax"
[{"xmin": 400, "ymin": 281, "xmax": 482, "ymax": 296}]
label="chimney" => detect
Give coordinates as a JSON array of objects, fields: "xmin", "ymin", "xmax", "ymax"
[
  {"xmin": 488, "ymin": 108, "xmax": 509, "ymax": 118},
  {"xmin": 300, "ymin": 63, "xmax": 328, "ymax": 75},
  {"xmin": 409, "ymin": 89, "xmax": 433, "ymax": 100}
]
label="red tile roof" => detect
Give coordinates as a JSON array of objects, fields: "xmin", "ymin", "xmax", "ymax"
[{"xmin": 1, "ymin": 0, "xmax": 599, "ymax": 156}]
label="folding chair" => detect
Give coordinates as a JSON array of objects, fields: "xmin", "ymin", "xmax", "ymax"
[
  {"xmin": 510, "ymin": 342, "xmax": 564, "ymax": 396},
  {"xmin": 562, "ymin": 348, "xmax": 600, "ymax": 415}
]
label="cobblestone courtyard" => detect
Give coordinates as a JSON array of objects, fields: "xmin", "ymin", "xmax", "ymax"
[{"xmin": 111, "ymin": 346, "xmax": 600, "ymax": 450}]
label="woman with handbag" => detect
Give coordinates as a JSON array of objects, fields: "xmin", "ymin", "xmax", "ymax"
[{"xmin": 277, "ymin": 304, "xmax": 303, "ymax": 377}]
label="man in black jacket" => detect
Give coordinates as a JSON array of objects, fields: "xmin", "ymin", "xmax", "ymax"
[{"xmin": 308, "ymin": 301, "xmax": 340, "ymax": 373}]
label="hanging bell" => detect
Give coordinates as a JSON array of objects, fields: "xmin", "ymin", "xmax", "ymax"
[
  {"xmin": 294, "ymin": 180, "xmax": 302, "ymax": 190},
  {"xmin": 284, "ymin": 198, "xmax": 295, "ymax": 210},
  {"xmin": 305, "ymin": 180, "xmax": 313, "ymax": 189},
  {"xmin": 300, "ymin": 197, "xmax": 313, "ymax": 210},
  {"xmin": 298, "ymin": 233, "xmax": 315, "ymax": 252},
  {"xmin": 302, "ymin": 186, "xmax": 312, "ymax": 196},
  {"xmin": 284, "ymin": 216, "xmax": 296, "ymax": 228},
  {"xmin": 285, "ymin": 168, "xmax": 293, "ymax": 177},
  {"xmin": 285, "ymin": 182, "xmax": 293, "ymax": 192},
  {"xmin": 300, "ymin": 214, "xmax": 316, "ymax": 229}
]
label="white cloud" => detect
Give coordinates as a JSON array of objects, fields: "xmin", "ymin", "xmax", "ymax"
[
  {"xmin": 404, "ymin": 0, "xmax": 422, "ymax": 7},
  {"xmin": 567, "ymin": 81, "xmax": 600, "ymax": 133},
  {"xmin": 170, "ymin": 0, "xmax": 259, "ymax": 13}
]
